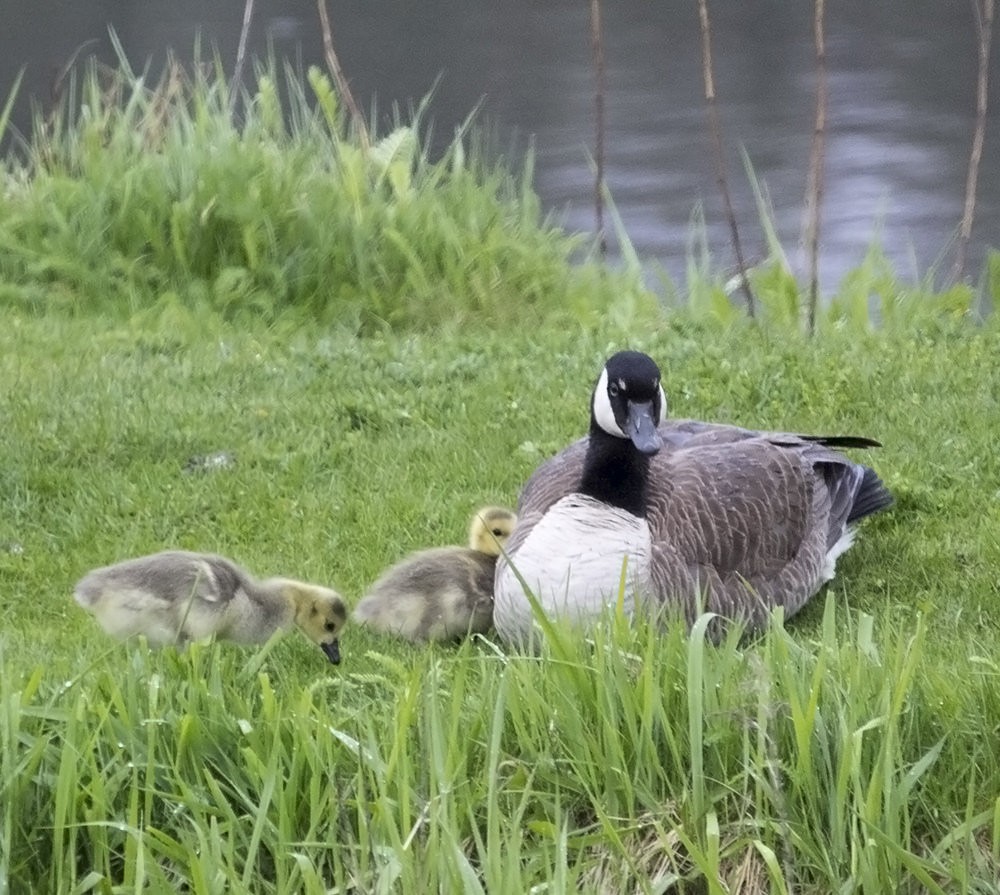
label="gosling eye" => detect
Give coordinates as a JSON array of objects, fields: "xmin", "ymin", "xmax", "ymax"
[
  {"xmin": 492, "ymin": 527, "xmax": 504, "ymax": 537},
  {"xmin": 324, "ymin": 621, "xmax": 338, "ymax": 632}
]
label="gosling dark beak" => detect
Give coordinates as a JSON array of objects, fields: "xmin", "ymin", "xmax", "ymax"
[
  {"xmin": 320, "ymin": 639, "xmax": 341, "ymax": 665},
  {"xmin": 626, "ymin": 400, "xmax": 662, "ymax": 455}
]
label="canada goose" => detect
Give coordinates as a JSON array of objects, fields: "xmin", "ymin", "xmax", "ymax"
[
  {"xmin": 74, "ymin": 550, "xmax": 346, "ymax": 663},
  {"xmin": 353, "ymin": 506, "xmax": 517, "ymax": 642},
  {"xmin": 493, "ymin": 350, "xmax": 893, "ymax": 644}
]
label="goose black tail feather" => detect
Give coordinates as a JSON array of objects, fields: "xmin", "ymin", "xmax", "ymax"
[
  {"xmin": 820, "ymin": 462, "xmax": 893, "ymax": 551},
  {"xmin": 804, "ymin": 434, "xmax": 883, "ymax": 450},
  {"xmin": 847, "ymin": 466, "xmax": 894, "ymax": 524}
]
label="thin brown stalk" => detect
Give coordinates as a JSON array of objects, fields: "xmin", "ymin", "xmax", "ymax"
[
  {"xmin": 953, "ymin": 0, "xmax": 995, "ymax": 282},
  {"xmin": 317, "ymin": 0, "xmax": 370, "ymax": 152},
  {"xmin": 144, "ymin": 57, "xmax": 187, "ymax": 149},
  {"xmin": 49, "ymin": 39, "xmax": 100, "ymax": 105},
  {"xmin": 696, "ymin": 0, "xmax": 756, "ymax": 318},
  {"xmin": 589, "ymin": 0, "xmax": 607, "ymax": 256},
  {"xmin": 228, "ymin": 0, "xmax": 255, "ymax": 118},
  {"xmin": 804, "ymin": 0, "xmax": 827, "ymax": 335},
  {"xmin": 45, "ymin": 39, "xmax": 102, "ymax": 146}
]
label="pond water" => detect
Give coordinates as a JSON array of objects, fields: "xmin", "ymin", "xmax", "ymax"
[{"xmin": 2, "ymin": 0, "xmax": 998, "ymax": 288}]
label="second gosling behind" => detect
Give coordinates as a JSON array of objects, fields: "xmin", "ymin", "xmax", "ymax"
[{"xmin": 353, "ymin": 506, "xmax": 517, "ymax": 642}]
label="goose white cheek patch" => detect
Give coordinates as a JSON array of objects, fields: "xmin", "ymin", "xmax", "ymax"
[{"xmin": 592, "ymin": 368, "xmax": 628, "ymax": 438}]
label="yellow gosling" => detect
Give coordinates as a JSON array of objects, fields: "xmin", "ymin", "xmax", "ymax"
[
  {"xmin": 353, "ymin": 506, "xmax": 517, "ymax": 642},
  {"xmin": 74, "ymin": 550, "xmax": 347, "ymax": 663}
]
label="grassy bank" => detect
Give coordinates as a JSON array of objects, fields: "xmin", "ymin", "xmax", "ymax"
[
  {"xmin": 2, "ymin": 310, "xmax": 999, "ymax": 892},
  {"xmin": 0, "ymin": 57, "xmax": 652, "ymax": 330},
  {"xmin": 2, "ymin": 58, "xmax": 1000, "ymax": 893}
]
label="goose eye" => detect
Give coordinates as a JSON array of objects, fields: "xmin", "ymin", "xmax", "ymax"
[{"xmin": 608, "ymin": 382, "xmax": 620, "ymax": 398}]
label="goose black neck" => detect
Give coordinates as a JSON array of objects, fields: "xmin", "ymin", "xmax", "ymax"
[{"xmin": 579, "ymin": 426, "xmax": 652, "ymax": 517}]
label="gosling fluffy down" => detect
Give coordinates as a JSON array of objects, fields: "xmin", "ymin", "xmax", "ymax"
[
  {"xmin": 353, "ymin": 506, "xmax": 517, "ymax": 642},
  {"xmin": 73, "ymin": 550, "xmax": 347, "ymax": 663}
]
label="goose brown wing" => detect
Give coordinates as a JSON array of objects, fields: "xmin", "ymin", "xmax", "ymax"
[
  {"xmin": 644, "ymin": 438, "xmax": 889, "ymax": 628},
  {"xmin": 651, "ymin": 419, "xmax": 881, "ymax": 450},
  {"xmin": 133, "ymin": 552, "xmax": 245, "ymax": 604},
  {"xmin": 514, "ymin": 437, "xmax": 589, "ymax": 518},
  {"xmin": 647, "ymin": 440, "xmax": 813, "ymax": 577},
  {"xmin": 73, "ymin": 551, "xmax": 246, "ymax": 614}
]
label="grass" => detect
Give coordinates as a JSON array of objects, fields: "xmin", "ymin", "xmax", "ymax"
[
  {"xmin": 1, "ymin": 309, "xmax": 1000, "ymax": 892},
  {"xmin": 1, "ymin": 53, "xmax": 1000, "ymax": 893},
  {"xmin": 0, "ymin": 53, "xmax": 652, "ymax": 330}
]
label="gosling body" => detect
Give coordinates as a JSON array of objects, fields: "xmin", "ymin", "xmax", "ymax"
[
  {"xmin": 74, "ymin": 550, "xmax": 346, "ymax": 663},
  {"xmin": 354, "ymin": 507, "xmax": 516, "ymax": 642}
]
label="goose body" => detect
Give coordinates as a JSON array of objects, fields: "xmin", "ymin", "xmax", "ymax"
[
  {"xmin": 74, "ymin": 550, "xmax": 347, "ymax": 663},
  {"xmin": 493, "ymin": 351, "xmax": 893, "ymax": 644},
  {"xmin": 354, "ymin": 506, "xmax": 517, "ymax": 642}
]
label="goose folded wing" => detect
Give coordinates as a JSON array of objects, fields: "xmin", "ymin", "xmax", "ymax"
[{"xmin": 644, "ymin": 440, "xmax": 835, "ymax": 625}]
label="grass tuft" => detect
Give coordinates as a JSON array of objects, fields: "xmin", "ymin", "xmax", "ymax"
[
  {"xmin": 6, "ymin": 593, "xmax": 997, "ymax": 891},
  {"xmin": 0, "ymin": 54, "xmax": 654, "ymax": 330}
]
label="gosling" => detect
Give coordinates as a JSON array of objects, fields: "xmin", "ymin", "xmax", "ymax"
[
  {"xmin": 73, "ymin": 550, "xmax": 347, "ymax": 663},
  {"xmin": 353, "ymin": 506, "xmax": 517, "ymax": 642}
]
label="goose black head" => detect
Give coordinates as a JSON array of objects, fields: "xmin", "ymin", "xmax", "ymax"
[{"xmin": 591, "ymin": 350, "xmax": 665, "ymax": 456}]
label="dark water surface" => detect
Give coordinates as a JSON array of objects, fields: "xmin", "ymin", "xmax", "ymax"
[{"xmin": 3, "ymin": 1, "xmax": 998, "ymax": 288}]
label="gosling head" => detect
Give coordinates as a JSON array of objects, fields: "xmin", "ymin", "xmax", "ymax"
[
  {"xmin": 591, "ymin": 350, "xmax": 665, "ymax": 456},
  {"xmin": 285, "ymin": 583, "xmax": 348, "ymax": 664},
  {"xmin": 468, "ymin": 506, "xmax": 518, "ymax": 556}
]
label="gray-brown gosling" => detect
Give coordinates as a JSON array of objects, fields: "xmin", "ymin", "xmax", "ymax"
[
  {"xmin": 73, "ymin": 550, "xmax": 347, "ymax": 663},
  {"xmin": 353, "ymin": 506, "xmax": 517, "ymax": 642}
]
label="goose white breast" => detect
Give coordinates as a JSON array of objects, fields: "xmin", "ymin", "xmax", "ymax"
[{"xmin": 493, "ymin": 494, "xmax": 651, "ymax": 633}]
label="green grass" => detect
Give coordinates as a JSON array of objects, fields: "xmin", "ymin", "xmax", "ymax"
[
  {"xmin": 0, "ymin": 54, "xmax": 652, "ymax": 330},
  {"xmin": 1, "ymin": 308, "xmax": 999, "ymax": 892},
  {"xmin": 2, "ymin": 53, "xmax": 1000, "ymax": 893}
]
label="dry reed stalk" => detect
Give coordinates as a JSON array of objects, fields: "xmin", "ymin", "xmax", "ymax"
[
  {"xmin": 229, "ymin": 0, "xmax": 256, "ymax": 118},
  {"xmin": 49, "ymin": 39, "xmax": 100, "ymax": 106},
  {"xmin": 696, "ymin": 0, "xmax": 756, "ymax": 318},
  {"xmin": 953, "ymin": 0, "xmax": 995, "ymax": 282},
  {"xmin": 317, "ymin": 0, "xmax": 371, "ymax": 152},
  {"xmin": 804, "ymin": 0, "xmax": 827, "ymax": 335},
  {"xmin": 144, "ymin": 58, "xmax": 188, "ymax": 148},
  {"xmin": 589, "ymin": 0, "xmax": 607, "ymax": 256}
]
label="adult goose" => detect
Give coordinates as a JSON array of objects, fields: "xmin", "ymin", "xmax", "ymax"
[
  {"xmin": 74, "ymin": 550, "xmax": 347, "ymax": 663},
  {"xmin": 354, "ymin": 506, "xmax": 517, "ymax": 642},
  {"xmin": 492, "ymin": 350, "xmax": 892, "ymax": 644}
]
